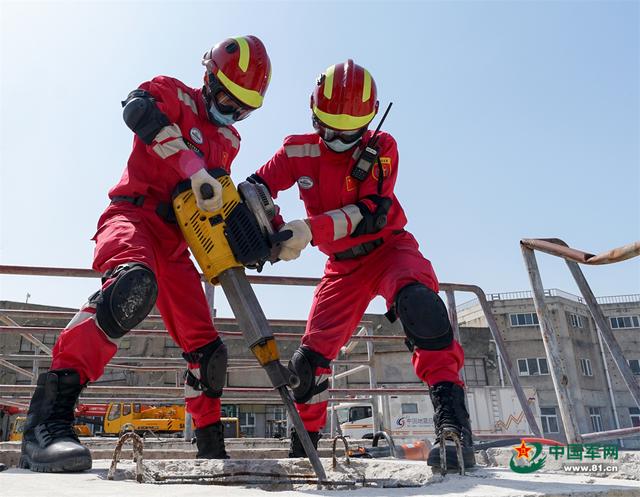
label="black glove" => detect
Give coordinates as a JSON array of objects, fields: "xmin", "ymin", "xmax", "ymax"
[{"xmin": 351, "ymin": 195, "xmax": 393, "ymax": 237}]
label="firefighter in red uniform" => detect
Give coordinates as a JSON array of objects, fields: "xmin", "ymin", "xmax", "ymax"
[
  {"xmin": 20, "ymin": 36, "xmax": 271, "ymax": 472},
  {"xmin": 250, "ymin": 60, "xmax": 475, "ymax": 469}
]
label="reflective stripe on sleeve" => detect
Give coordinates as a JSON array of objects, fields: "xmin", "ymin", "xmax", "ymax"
[
  {"xmin": 341, "ymin": 204, "xmax": 363, "ymax": 234},
  {"xmin": 326, "ymin": 209, "xmax": 349, "ymax": 240},
  {"xmin": 152, "ymin": 124, "xmax": 189, "ymax": 159}
]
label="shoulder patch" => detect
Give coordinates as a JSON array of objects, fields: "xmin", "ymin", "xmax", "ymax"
[{"xmin": 371, "ymin": 157, "xmax": 392, "ymax": 180}]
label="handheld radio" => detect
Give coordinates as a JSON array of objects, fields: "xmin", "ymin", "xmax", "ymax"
[{"xmin": 350, "ymin": 102, "xmax": 393, "ymax": 181}]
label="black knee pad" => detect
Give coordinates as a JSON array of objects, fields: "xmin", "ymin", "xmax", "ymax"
[
  {"xmin": 183, "ymin": 338, "xmax": 228, "ymax": 398},
  {"xmin": 395, "ymin": 283, "xmax": 453, "ymax": 351},
  {"xmin": 288, "ymin": 346, "xmax": 331, "ymax": 404},
  {"xmin": 92, "ymin": 263, "xmax": 158, "ymax": 339}
]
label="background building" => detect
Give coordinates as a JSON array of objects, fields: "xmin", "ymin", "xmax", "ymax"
[{"xmin": 1, "ymin": 289, "xmax": 638, "ymax": 447}]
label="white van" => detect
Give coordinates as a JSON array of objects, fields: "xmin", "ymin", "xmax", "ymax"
[{"xmin": 331, "ymin": 386, "xmax": 541, "ymax": 442}]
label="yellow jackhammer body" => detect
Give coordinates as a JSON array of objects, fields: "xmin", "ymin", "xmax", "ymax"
[{"xmin": 173, "ymin": 168, "xmax": 326, "ymax": 482}]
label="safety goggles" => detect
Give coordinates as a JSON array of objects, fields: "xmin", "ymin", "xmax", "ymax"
[
  {"xmin": 312, "ymin": 115, "xmax": 366, "ymax": 144},
  {"xmin": 208, "ymin": 74, "xmax": 254, "ymax": 121}
]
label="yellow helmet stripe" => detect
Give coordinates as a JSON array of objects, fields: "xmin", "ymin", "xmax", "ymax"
[
  {"xmin": 313, "ymin": 105, "xmax": 375, "ymax": 131},
  {"xmin": 362, "ymin": 69, "xmax": 372, "ymax": 102},
  {"xmin": 235, "ymin": 37, "xmax": 250, "ymax": 72},
  {"xmin": 217, "ymin": 68, "xmax": 263, "ymax": 108},
  {"xmin": 323, "ymin": 64, "xmax": 335, "ymax": 100}
]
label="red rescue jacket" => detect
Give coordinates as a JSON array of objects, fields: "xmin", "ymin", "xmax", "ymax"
[
  {"xmin": 255, "ymin": 131, "xmax": 407, "ymax": 256},
  {"xmin": 109, "ymin": 76, "xmax": 241, "ymax": 203}
]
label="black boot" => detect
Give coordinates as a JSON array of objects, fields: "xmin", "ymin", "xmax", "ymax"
[
  {"xmin": 20, "ymin": 369, "xmax": 92, "ymax": 472},
  {"xmin": 194, "ymin": 421, "xmax": 229, "ymax": 459},
  {"xmin": 427, "ymin": 382, "xmax": 475, "ymax": 470},
  {"xmin": 288, "ymin": 428, "xmax": 321, "ymax": 458}
]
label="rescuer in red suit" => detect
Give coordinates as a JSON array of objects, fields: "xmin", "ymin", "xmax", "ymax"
[
  {"xmin": 20, "ymin": 36, "xmax": 271, "ymax": 472},
  {"xmin": 251, "ymin": 60, "xmax": 475, "ymax": 469}
]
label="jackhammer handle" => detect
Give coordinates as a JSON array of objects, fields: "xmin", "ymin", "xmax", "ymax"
[{"xmin": 200, "ymin": 183, "xmax": 215, "ymax": 200}]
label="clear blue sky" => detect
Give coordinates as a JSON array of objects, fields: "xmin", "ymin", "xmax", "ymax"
[{"xmin": 1, "ymin": 1, "xmax": 638, "ymax": 319}]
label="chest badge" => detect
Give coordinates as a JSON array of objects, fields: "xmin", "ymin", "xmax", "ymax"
[
  {"xmin": 190, "ymin": 127, "xmax": 204, "ymax": 145},
  {"xmin": 297, "ymin": 176, "xmax": 314, "ymax": 190}
]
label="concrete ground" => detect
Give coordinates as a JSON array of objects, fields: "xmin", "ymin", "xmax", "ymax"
[
  {"xmin": 1, "ymin": 438, "xmax": 638, "ymax": 496},
  {"xmin": 1, "ymin": 459, "xmax": 640, "ymax": 497}
]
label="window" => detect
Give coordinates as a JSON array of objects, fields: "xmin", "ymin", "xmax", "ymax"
[
  {"xmin": 222, "ymin": 405, "xmax": 238, "ymax": 418},
  {"xmin": 589, "ymin": 407, "xmax": 603, "ymax": 432},
  {"xmin": 464, "ymin": 358, "xmax": 488, "ymax": 386},
  {"xmin": 518, "ymin": 357, "xmax": 549, "ymax": 376},
  {"xmin": 628, "ymin": 359, "xmax": 640, "ymax": 375},
  {"xmin": 107, "ymin": 404, "xmax": 121, "ymax": 421},
  {"xmin": 630, "ymin": 407, "xmax": 640, "ymax": 428},
  {"xmin": 122, "ymin": 404, "xmax": 131, "ymax": 416},
  {"xmin": 401, "ymin": 403, "xmax": 418, "ymax": 414},
  {"xmin": 580, "ymin": 358, "xmax": 593, "ymax": 377},
  {"xmin": 540, "ymin": 407, "xmax": 559, "ymax": 434},
  {"xmin": 569, "ymin": 313, "xmax": 583, "ymax": 328},
  {"xmin": 509, "ymin": 313, "xmax": 540, "ymax": 327},
  {"xmin": 610, "ymin": 316, "xmax": 640, "ymax": 329},
  {"xmin": 239, "ymin": 411, "xmax": 255, "ymax": 437},
  {"xmin": 349, "ymin": 406, "xmax": 372, "ymax": 422}
]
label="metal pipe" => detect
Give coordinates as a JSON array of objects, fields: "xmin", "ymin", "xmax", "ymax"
[
  {"xmin": 520, "ymin": 239, "xmax": 640, "ymax": 265},
  {"xmin": 565, "ymin": 259, "xmax": 640, "ymax": 409},
  {"xmin": 0, "ymin": 325, "xmax": 402, "ymax": 342},
  {"xmin": 521, "ymin": 246, "xmax": 583, "ymax": 443},
  {"xmin": 365, "ymin": 325, "xmax": 380, "ymax": 435},
  {"xmin": 473, "ymin": 286, "xmax": 542, "ymax": 436},
  {"xmin": 595, "ymin": 325, "xmax": 623, "ymax": 448},
  {"xmin": 580, "ymin": 425, "xmax": 640, "ymax": 442},
  {"xmin": 0, "ymin": 358, "xmax": 34, "ymax": 379},
  {"xmin": 332, "ymin": 364, "xmax": 368, "ymax": 381},
  {"xmin": 445, "ymin": 290, "xmax": 465, "ymax": 384}
]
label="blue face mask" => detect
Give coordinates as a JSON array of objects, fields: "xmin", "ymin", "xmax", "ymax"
[{"xmin": 208, "ymin": 102, "xmax": 236, "ymax": 126}]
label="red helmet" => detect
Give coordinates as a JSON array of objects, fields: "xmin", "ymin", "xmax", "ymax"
[
  {"xmin": 203, "ymin": 35, "xmax": 271, "ymax": 114},
  {"xmin": 310, "ymin": 59, "xmax": 379, "ymax": 131}
]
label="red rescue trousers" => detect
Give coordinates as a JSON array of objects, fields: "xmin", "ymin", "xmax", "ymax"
[
  {"xmin": 51, "ymin": 203, "xmax": 223, "ymax": 428},
  {"xmin": 296, "ymin": 231, "xmax": 465, "ymax": 432}
]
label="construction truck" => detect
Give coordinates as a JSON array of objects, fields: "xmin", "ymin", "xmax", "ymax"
[
  {"xmin": 9, "ymin": 416, "xmax": 91, "ymax": 441},
  {"xmin": 332, "ymin": 386, "xmax": 542, "ymax": 442},
  {"xmin": 97, "ymin": 402, "xmax": 239, "ymax": 437}
]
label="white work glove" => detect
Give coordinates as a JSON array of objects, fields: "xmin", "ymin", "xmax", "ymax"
[
  {"xmin": 190, "ymin": 168, "xmax": 223, "ymax": 212},
  {"xmin": 278, "ymin": 220, "xmax": 312, "ymax": 261}
]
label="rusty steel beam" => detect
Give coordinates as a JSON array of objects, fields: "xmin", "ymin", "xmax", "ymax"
[{"xmin": 520, "ymin": 239, "xmax": 640, "ymax": 265}]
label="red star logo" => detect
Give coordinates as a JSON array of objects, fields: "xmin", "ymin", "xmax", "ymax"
[{"xmin": 513, "ymin": 440, "xmax": 533, "ymax": 459}]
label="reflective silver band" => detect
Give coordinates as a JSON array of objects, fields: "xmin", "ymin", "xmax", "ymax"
[
  {"xmin": 218, "ymin": 127, "xmax": 240, "ymax": 149},
  {"xmin": 326, "ymin": 209, "xmax": 348, "ymax": 240},
  {"xmin": 177, "ymin": 88, "xmax": 198, "ymax": 115},
  {"xmin": 341, "ymin": 204, "xmax": 363, "ymax": 234},
  {"xmin": 152, "ymin": 124, "xmax": 189, "ymax": 159},
  {"xmin": 284, "ymin": 143, "xmax": 321, "ymax": 158}
]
